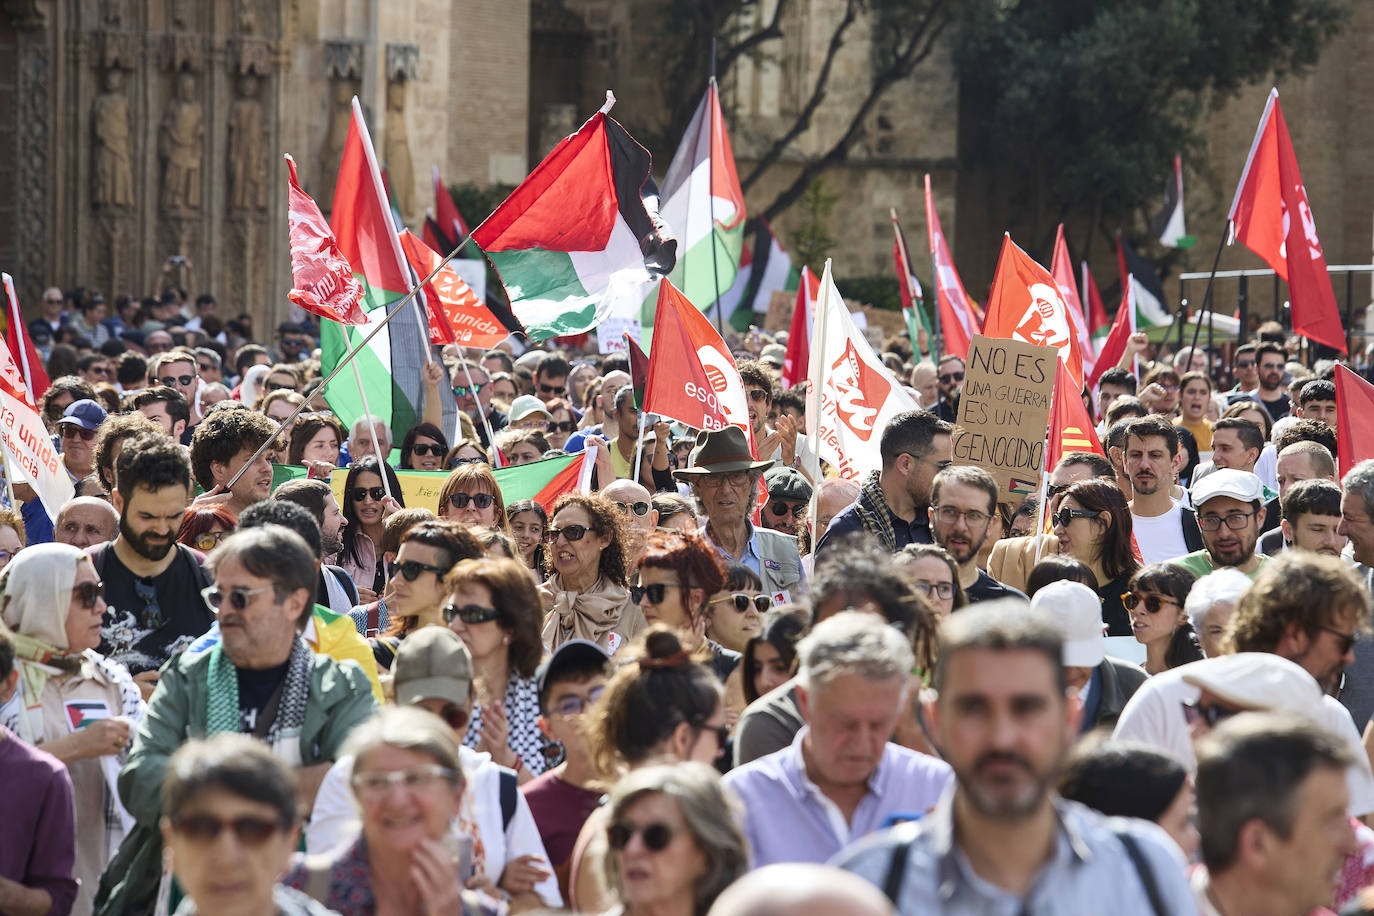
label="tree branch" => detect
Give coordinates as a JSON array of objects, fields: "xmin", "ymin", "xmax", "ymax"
[
  {"xmin": 740, "ymin": 0, "xmax": 857, "ymax": 192},
  {"xmin": 718, "ymin": 0, "xmax": 791, "ymax": 77}
]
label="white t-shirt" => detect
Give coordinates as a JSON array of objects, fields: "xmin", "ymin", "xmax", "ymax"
[
  {"xmin": 1132, "ymin": 504, "xmax": 1191, "ymax": 565},
  {"xmin": 1113, "ymin": 662, "xmax": 1374, "ymax": 817}
]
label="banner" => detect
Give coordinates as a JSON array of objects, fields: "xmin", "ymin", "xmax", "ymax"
[
  {"xmin": 952, "ymin": 334, "xmax": 1056, "ymax": 499},
  {"xmin": 0, "ymin": 333, "xmax": 71, "ymax": 519},
  {"xmin": 284, "ymin": 154, "xmax": 367, "ymax": 325}
]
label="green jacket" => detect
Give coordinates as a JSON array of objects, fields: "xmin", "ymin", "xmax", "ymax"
[{"xmin": 96, "ymin": 646, "xmax": 377, "ymax": 915}]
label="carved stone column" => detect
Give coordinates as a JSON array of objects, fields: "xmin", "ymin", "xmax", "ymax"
[
  {"xmin": 384, "ymin": 42, "xmax": 418, "ymax": 221},
  {"xmin": 321, "ymin": 40, "xmax": 363, "ymax": 212}
]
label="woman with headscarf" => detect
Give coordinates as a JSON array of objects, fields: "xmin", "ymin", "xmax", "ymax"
[
  {"xmin": 238, "ymin": 362, "xmax": 271, "ymax": 408},
  {"xmin": 0, "ymin": 543, "xmax": 144, "ymax": 915}
]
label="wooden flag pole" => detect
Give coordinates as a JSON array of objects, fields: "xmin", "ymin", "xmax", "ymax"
[
  {"xmin": 350, "ymin": 360, "xmax": 393, "ymax": 502},
  {"xmin": 455, "ymin": 353, "xmax": 500, "ymax": 458}
]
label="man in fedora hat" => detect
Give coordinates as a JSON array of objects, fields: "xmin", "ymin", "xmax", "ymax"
[{"xmin": 673, "ymin": 426, "xmax": 804, "ymax": 603}]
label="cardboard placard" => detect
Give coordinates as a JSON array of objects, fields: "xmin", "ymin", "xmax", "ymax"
[{"xmin": 952, "ymin": 334, "xmax": 1056, "ymax": 498}]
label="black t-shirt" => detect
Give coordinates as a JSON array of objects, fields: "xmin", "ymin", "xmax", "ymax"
[
  {"xmin": 964, "ymin": 569, "xmax": 1028, "ymax": 605},
  {"xmin": 1260, "ymin": 392, "xmax": 1291, "ymax": 423},
  {"xmin": 236, "ymin": 659, "xmax": 290, "ymax": 735},
  {"xmin": 95, "ymin": 543, "xmax": 214, "ymax": 675}
]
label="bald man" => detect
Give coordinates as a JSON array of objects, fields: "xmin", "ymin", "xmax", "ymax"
[
  {"xmin": 908, "ymin": 362, "xmax": 938, "ymax": 410},
  {"xmin": 54, "ymin": 496, "xmax": 120, "ymax": 548},
  {"xmin": 707, "ymin": 864, "xmax": 894, "ymax": 916},
  {"xmin": 601, "ymin": 478, "xmax": 658, "ymax": 568}
]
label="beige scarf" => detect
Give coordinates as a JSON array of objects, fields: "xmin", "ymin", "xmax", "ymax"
[{"xmin": 540, "ymin": 574, "xmax": 633, "ymax": 650}]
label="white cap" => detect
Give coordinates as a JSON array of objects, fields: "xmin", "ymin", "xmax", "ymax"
[
  {"xmin": 1180, "ymin": 652, "xmax": 1325, "ymax": 719},
  {"xmin": 1030, "ymin": 580, "xmax": 1105, "ymax": 668},
  {"xmin": 1190, "ymin": 468, "xmax": 1264, "ymax": 507}
]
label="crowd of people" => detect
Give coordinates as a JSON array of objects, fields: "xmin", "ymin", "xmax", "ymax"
[{"xmin": 4, "ymin": 286, "xmax": 1374, "ymax": 916}]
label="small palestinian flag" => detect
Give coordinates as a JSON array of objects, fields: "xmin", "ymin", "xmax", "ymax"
[
  {"xmin": 624, "ymin": 333, "xmax": 649, "ymax": 409},
  {"xmin": 1116, "ymin": 234, "xmax": 1171, "ymax": 328},
  {"xmin": 1150, "ymin": 156, "xmax": 1196, "ymax": 249}
]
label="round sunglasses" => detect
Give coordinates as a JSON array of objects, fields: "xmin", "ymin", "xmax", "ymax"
[{"xmin": 607, "ymin": 820, "xmax": 674, "ymax": 852}]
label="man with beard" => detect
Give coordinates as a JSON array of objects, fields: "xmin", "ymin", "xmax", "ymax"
[
  {"xmin": 1125, "ymin": 416, "xmax": 1203, "ymax": 564},
  {"xmin": 1255, "ymin": 341, "xmax": 1292, "ymax": 422},
  {"xmin": 188, "ymin": 404, "xmax": 276, "ymax": 519},
  {"xmin": 94, "ymin": 434, "xmax": 213, "ymax": 699},
  {"xmin": 1171, "ymin": 470, "xmax": 1269, "ymax": 578},
  {"xmin": 929, "ymin": 466, "xmax": 1025, "ymax": 604},
  {"xmin": 835, "ymin": 603, "xmax": 1193, "ymax": 912},
  {"xmin": 272, "ymin": 478, "xmax": 357, "ymax": 615},
  {"xmin": 761, "ymin": 468, "xmax": 811, "ymax": 538}
]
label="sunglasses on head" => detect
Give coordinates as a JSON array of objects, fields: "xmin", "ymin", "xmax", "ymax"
[
  {"xmin": 351, "ymin": 486, "xmax": 387, "ymax": 503},
  {"xmin": 539, "ymin": 383, "xmax": 565, "ymax": 395},
  {"xmin": 452, "ymin": 383, "xmax": 486, "ymax": 397},
  {"xmin": 171, "ymin": 813, "xmax": 286, "ymax": 846},
  {"xmin": 939, "ymin": 371, "xmax": 965, "ymax": 384},
  {"xmin": 443, "ymin": 603, "xmax": 501, "ymax": 625},
  {"xmin": 409, "ymin": 443, "xmax": 444, "ymax": 457},
  {"xmin": 630, "ymin": 582, "xmax": 686, "ymax": 605},
  {"xmin": 1052, "ymin": 507, "xmax": 1099, "ymax": 528},
  {"xmin": 159, "ymin": 374, "xmax": 194, "ymax": 387},
  {"xmin": 396, "ymin": 559, "xmax": 448, "ymax": 581},
  {"xmin": 615, "ymin": 500, "xmax": 651, "ymax": 517},
  {"xmin": 608, "ymin": 820, "xmax": 674, "ymax": 852},
  {"xmin": 61, "ymin": 425, "xmax": 97, "ymax": 441},
  {"xmin": 1122, "ymin": 592, "xmax": 1177, "ymax": 613},
  {"xmin": 448, "ymin": 492, "xmax": 496, "ymax": 510},
  {"xmin": 201, "ymin": 584, "xmax": 273, "ymax": 612},
  {"xmin": 72, "ymin": 580, "xmax": 104, "ymax": 610},
  {"xmin": 545, "ymin": 524, "xmax": 589, "ymax": 543},
  {"xmin": 713, "ymin": 593, "xmax": 771, "ymax": 613}
]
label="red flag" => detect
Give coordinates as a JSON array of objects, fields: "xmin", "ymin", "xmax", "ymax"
[
  {"xmin": 1, "ymin": 274, "xmax": 49, "ymax": 406},
  {"xmin": 1051, "ymin": 226, "xmax": 1093, "ymax": 378},
  {"xmin": 981, "ymin": 234, "xmax": 1085, "ymax": 390},
  {"xmin": 396, "ymin": 229, "xmax": 506, "ymax": 348},
  {"xmin": 1087, "ymin": 277, "xmax": 1137, "ymax": 391},
  {"xmin": 781, "ymin": 266, "xmax": 819, "ymax": 388},
  {"xmin": 1229, "ymin": 88, "xmax": 1346, "ymax": 353},
  {"xmin": 624, "ymin": 333, "xmax": 649, "ymax": 409},
  {"xmin": 1082, "ymin": 260, "xmax": 1110, "ymax": 346},
  {"xmin": 433, "ymin": 165, "xmax": 469, "ymax": 244},
  {"xmin": 643, "ymin": 279, "xmax": 750, "ymax": 435},
  {"xmin": 924, "ymin": 174, "xmax": 979, "ymax": 359},
  {"xmin": 1046, "ymin": 358, "xmax": 1104, "ymax": 472},
  {"xmin": 1335, "ymin": 364, "xmax": 1374, "ymax": 480},
  {"xmin": 285, "ymin": 155, "xmax": 367, "ymax": 326}
]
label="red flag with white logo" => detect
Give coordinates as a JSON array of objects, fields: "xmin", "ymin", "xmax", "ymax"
[
  {"xmin": 0, "ymin": 331, "xmax": 71, "ymax": 520},
  {"xmin": 642, "ymin": 279, "xmax": 751, "ymax": 437},
  {"xmin": 981, "ymin": 233, "xmax": 1085, "ymax": 390},
  {"xmin": 804, "ymin": 259, "xmax": 920, "ymax": 482},
  {"xmin": 1, "ymin": 274, "xmax": 48, "ymax": 407},
  {"xmin": 284, "ymin": 154, "xmax": 367, "ymax": 326},
  {"xmin": 1087, "ymin": 276, "xmax": 1138, "ymax": 391},
  {"xmin": 781, "ymin": 266, "xmax": 819, "ymax": 388},
  {"xmin": 1228, "ymin": 88, "xmax": 1346, "ymax": 353},
  {"xmin": 1051, "ymin": 226, "xmax": 1094, "ymax": 378},
  {"xmin": 924, "ymin": 175, "xmax": 979, "ymax": 359},
  {"xmin": 396, "ymin": 229, "xmax": 507, "ymax": 348}
]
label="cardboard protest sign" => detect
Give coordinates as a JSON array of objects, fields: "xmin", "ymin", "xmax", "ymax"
[{"xmin": 953, "ymin": 333, "xmax": 1056, "ymax": 498}]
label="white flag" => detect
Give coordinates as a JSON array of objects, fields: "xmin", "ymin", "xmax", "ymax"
[
  {"xmin": 0, "ymin": 331, "xmax": 71, "ymax": 520},
  {"xmin": 805, "ymin": 260, "xmax": 920, "ymax": 482}
]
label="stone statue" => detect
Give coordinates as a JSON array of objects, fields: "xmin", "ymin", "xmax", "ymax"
[
  {"xmin": 91, "ymin": 68, "xmax": 134, "ymax": 210},
  {"xmin": 383, "ymin": 80, "xmax": 415, "ymax": 219},
  {"xmin": 320, "ymin": 79, "xmax": 355, "ymax": 208},
  {"xmin": 227, "ymin": 73, "xmax": 266, "ymax": 211},
  {"xmin": 159, "ymin": 71, "xmax": 204, "ymax": 214}
]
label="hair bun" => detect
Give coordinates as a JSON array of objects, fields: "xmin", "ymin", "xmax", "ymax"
[{"xmin": 640, "ymin": 627, "xmax": 689, "ymax": 669}]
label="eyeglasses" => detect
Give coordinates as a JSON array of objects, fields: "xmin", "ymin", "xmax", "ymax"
[
  {"xmin": 614, "ymin": 500, "xmax": 651, "ymax": 517},
  {"xmin": 747, "ymin": 387, "xmax": 770, "ymax": 402},
  {"xmin": 43, "ymin": 297, "xmax": 62, "ymax": 305},
  {"xmin": 550, "ymin": 686, "xmax": 605, "ymax": 717},
  {"xmin": 194, "ymin": 531, "xmax": 225, "ymax": 552},
  {"xmin": 89, "ymin": 366, "xmax": 111, "ymax": 377},
  {"xmin": 768, "ymin": 501, "xmax": 804, "ymax": 517},
  {"xmin": 395, "ymin": 560, "xmax": 448, "ymax": 581},
  {"xmin": 934, "ymin": 506, "xmax": 990, "ymax": 526},
  {"xmin": 352, "ymin": 764, "xmax": 455, "ymax": 798},
  {"xmin": 939, "ymin": 371, "xmax": 964, "ymax": 384},
  {"xmin": 903, "ymin": 453, "xmax": 952, "ymax": 474},
  {"xmin": 1196, "ymin": 511, "xmax": 1255, "ymax": 532},
  {"xmin": 607, "ymin": 820, "xmax": 674, "ymax": 852},
  {"xmin": 698, "ymin": 471, "xmax": 753, "ymax": 488},
  {"xmin": 1122, "ymin": 592, "xmax": 1179, "ymax": 613},
  {"xmin": 549, "ymin": 420, "xmax": 576, "ymax": 433},
  {"xmin": 1181, "ymin": 699, "xmax": 1240, "ymax": 729},
  {"xmin": 1313, "ymin": 624, "xmax": 1357, "ymax": 656},
  {"xmin": 630, "ymin": 582, "xmax": 687, "ymax": 605},
  {"xmin": 409, "ymin": 443, "xmax": 444, "ymax": 457},
  {"xmin": 545, "ymin": 524, "xmax": 589, "ymax": 543},
  {"xmin": 1234, "ymin": 359, "xmax": 1256, "ymax": 369},
  {"xmin": 452, "ymin": 383, "xmax": 486, "ymax": 397},
  {"xmin": 712, "ymin": 593, "xmax": 771, "ymax": 613},
  {"xmin": 913, "ymin": 581, "xmax": 956, "ymax": 601},
  {"xmin": 170, "ymin": 813, "xmax": 287, "ymax": 846},
  {"xmin": 539, "ymin": 383, "xmax": 566, "ymax": 395},
  {"xmin": 197, "ymin": 363, "xmax": 214, "ymax": 373},
  {"xmin": 448, "ymin": 492, "xmax": 496, "ymax": 510},
  {"xmin": 443, "ymin": 603, "xmax": 501, "ymax": 625},
  {"xmin": 351, "ymin": 486, "xmax": 387, "ymax": 503},
  {"xmin": 201, "ymin": 584, "xmax": 274, "ymax": 612},
  {"xmin": 61, "ymin": 426, "xmax": 97, "ymax": 441},
  {"xmin": 159, "ymin": 374, "xmax": 194, "ymax": 387},
  {"xmin": 1052, "ymin": 507, "xmax": 1100, "ymax": 528},
  {"xmin": 72, "ymin": 580, "xmax": 104, "ymax": 609}
]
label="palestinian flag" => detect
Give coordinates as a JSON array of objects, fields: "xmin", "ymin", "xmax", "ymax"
[
  {"xmin": 322, "ymin": 98, "xmax": 435, "ymax": 442},
  {"xmin": 716, "ymin": 218, "xmax": 799, "ymax": 332},
  {"xmin": 1116, "ymin": 234, "xmax": 1171, "ymax": 328},
  {"xmin": 472, "ymin": 94, "xmax": 675, "ymax": 342},
  {"xmin": 1150, "ymin": 155, "xmax": 1195, "ymax": 249},
  {"xmin": 891, "ymin": 209, "xmax": 933, "ymax": 359},
  {"xmin": 624, "ymin": 333, "xmax": 649, "ymax": 409},
  {"xmin": 660, "ymin": 81, "xmax": 746, "ymax": 321},
  {"xmin": 1081, "ymin": 260, "xmax": 1110, "ymax": 353}
]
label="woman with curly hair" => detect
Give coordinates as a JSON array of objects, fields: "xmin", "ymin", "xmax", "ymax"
[
  {"xmin": 1052, "ymin": 479, "xmax": 1140, "ymax": 636},
  {"xmin": 1125, "ymin": 563, "xmax": 1203, "ymax": 675},
  {"xmin": 539, "ymin": 492, "xmax": 645, "ymax": 652}
]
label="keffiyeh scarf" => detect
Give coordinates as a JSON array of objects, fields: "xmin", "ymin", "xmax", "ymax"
[
  {"xmin": 853, "ymin": 469, "xmax": 898, "ymax": 552},
  {"xmin": 205, "ymin": 637, "xmax": 313, "ymax": 752}
]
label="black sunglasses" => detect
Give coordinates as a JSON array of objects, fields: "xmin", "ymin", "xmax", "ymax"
[
  {"xmin": 539, "ymin": 383, "xmax": 566, "ymax": 395},
  {"xmin": 768, "ymin": 501, "xmax": 803, "ymax": 517},
  {"xmin": 549, "ymin": 420, "xmax": 576, "ymax": 433},
  {"xmin": 614, "ymin": 500, "xmax": 651, "ymax": 517},
  {"xmin": 939, "ymin": 371, "xmax": 965, "ymax": 384},
  {"xmin": 608, "ymin": 821, "xmax": 673, "ymax": 852},
  {"xmin": 1122, "ymin": 592, "xmax": 1178, "ymax": 613},
  {"xmin": 410, "ymin": 444, "xmax": 445, "ymax": 457},
  {"xmin": 158, "ymin": 374, "xmax": 194, "ymax": 387},
  {"xmin": 396, "ymin": 560, "xmax": 448, "ymax": 581},
  {"xmin": 630, "ymin": 583, "xmax": 686, "ymax": 605},
  {"xmin": 545, "ymin": 524, "xmax": 589, "ymax": 543},
  {"xmin": 443, "ymin": 603, "xmax": 501, "ymax": 625},
  {"xmin": 1181, "ymin": 699, "xmax": 1240, "ymax": 729},
  {"xmin": 171, "ymin": 813, "xmax": 286, "ymax": 846},
  {"xmin": 448, "ymin": 492, "xmax": 496, "ymax": 510},
  {"xmin": 352, "ymin": 486, "xmax": 387, "ymax": 503},
  {"xmin": 72, "ymin": 580, "xmax": 105, "ymax": 610},
  {"xmin": 1314, "ymin": 624, "xmax": 1357, "ymax": 656},
  {"xmin": 1052, "ymin": 507, "xmax": 1099, "ymax": 528}
]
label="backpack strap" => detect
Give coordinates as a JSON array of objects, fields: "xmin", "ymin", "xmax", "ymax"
[
  {"xmin": 1113, "ymin": 827, "xmax": 1167, "ymax": 916},
  {"xmin": 499, "ymin": 766, "xmax": 518, "ymax": 831},
  {"xmin": 880, "ymin": 830, "xmax": 915, "ymax": 906},
  {"xmin": 299, "ymin": 854, "xmax": 334, "ymax": 905}
]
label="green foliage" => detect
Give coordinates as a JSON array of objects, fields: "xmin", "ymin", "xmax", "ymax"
[
  {"xmin": 449, "ymin": 183, "xmax": 516, "ymax": 229},
  {"xmin": 835, "ymin": 275, "xmax": 901, "ymax": 311},
  {"xmin": 789, "ymin": 179, "xmax": 839, "ymax": 269},
  {"xmin": 955, "ymin": 0, "xmax": 1347, "ymax": 253}
]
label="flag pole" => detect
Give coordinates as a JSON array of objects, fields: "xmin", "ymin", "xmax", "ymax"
[
  {"xmin": 707, "ymin": 41, "xmax": 726, "ymax": 336},
  {"xmin": 0, "ymin": 446, "xmax": 16, "ymax": 512},
  {"xmin": 455, "ymin": 352, "xmax": 500, "ymax": 459},
  {"xmin": 3, "ymin": 274, "xmax": 35, "ymax": 397},
  {"xmin": 349, "ymin": 361, "xmax": 393, "ymax": 502},
  {"xmin": 632, "ymin": 407, "xmax": 648, "ymax": 488},
  {"xmin": 226, "ymin": 231, "xmax": 477, "ymax": 492},
  {"xmin": 1187, "ymin": 226, "xmax": 1231, "ymax": 358}
]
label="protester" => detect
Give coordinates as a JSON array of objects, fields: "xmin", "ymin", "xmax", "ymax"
[
  {"xmin": 399, "ymin": 421, "xmax": 448, "ymax": 471},
  {"xmin": 1268, "ymin": 477, "xmax": 1346, "ymax": 557},
  {"xmin": 1124, "ymin": 416, "xmax": 1203, "ymax": 564},
  {"xmin": 539, "ymin": 491, "xmax": 644, "ymax": 652},
  {"xmin": 1184, "ymin": 567, "xmax": 1250, "ymax": 658},
  {"xmin": 438, "ymin": 462, "xmax": 511, "ymax": 535},
  {"xmin": 188, "ymin": 406, "xmax": 276, "ymax": 518},
  {"xmin": 707, "ymin": 863, "xmax": 895, "ymax": 916},
  {"xmin": 0, "ymin": 507, "xmax": 25, "ymax": 573},
  {"xmin": 338, "ymin": 456, "xmax": 404, "ymax": 603},
  {"xmin": 53, "ymin": 495, "xmax": 119, "ymax": 548},
  {"xmin": 740, "ymin": 607, "xmax": 808, "ymax": 705},
  {"xmin": 1173, "ymin": 468, "xmax": 1270, "ymax": 578},
  {"xmin": 272, "ymin": 478, "xmax": 352, "ymax": 601},
  {"xmin": 370, "ymin": 520, "xmax": 483, "ymax": 670},
  {"xmin": 128, "ymin": 385, "xmax": 190, "ymax": 439},
  {"xmin": 601, "ymin": 763, "xmax": 748, "ymax": 916},
  {"xmin": 724, "ymin": 611, "xmax": 951, "ymax": 866},
  {"xmin": 0, "ymin": 543, "xmax": 143, "ymax": 915},
  {"xmin": 929, "ymin": 465, "xmax": 1026, "ymax": 604},
  {"xmin": 505, "ymin": 498, "xmax": 547, "ymax": 575},
  {"xmin": 634, "ymin": 530, "xmax": 739, "ymax": 682},
  {"xmin": 1051, "ymin": 479, "xmax": 1140, "ymax": 635},
  {"xmin": 1254, "ymin": 341, "xmax": 1292, "ymax": 421},
  {"xmin": 761, "ymin": 468, "xmax": 810, "ymax": 537},
  {"xmin": 287, "ymin": 412, "xmax": 345, "ymax": 468},
  {"xmin": 603, "ymin": 478, "xmax": 659, "ymax": 572},
  {"xmin": 835, "ymin": 602, "xmax": 1193, "ymax": 911},
  {"xmin": 345, "ymin": 415, "xmax": 391, "ymax": 465},
  {"xmin": 810, "ymin": 477, "xmax": 859, "ymax": 541},
  {"xmin": 891, "ymin": 542, "xmax": 965, "ymax": 617},
  {"xmin": 1057, "ymin": 738, "xmax": 1197, "ymax": 859},
  {"xmin": 1125, "ymin": 563, "xmax": 1203, "ymax": 674},
  {"xmin": 348, "ymin": 507, "xmax": 433, "ymax": 639},
  {"xmin": 705, "ymin": 563, "xmax": 767, "ymax": 654},
  {"xmin": 1261, "ymin": 443, "xmax": 1339, "ymax": 553},
  {"xmin": 177, "ymin": 504, "xmax": 237, "ymax": 553}
]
